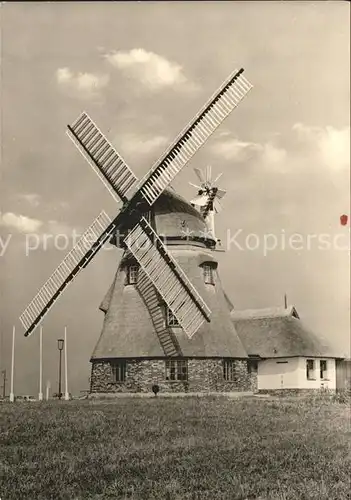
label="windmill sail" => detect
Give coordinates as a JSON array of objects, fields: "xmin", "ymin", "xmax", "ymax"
[
  {"xmin": 206, "ymin": 165, "xmax": 212, "ymax": 184},
  {"xmin": 132, "ymin": 68, "xmax": 253, "ymax": 205},
  {"xmin": 21, "ymin": 67, "xmax": 253, "ymax": 339},
  {"xmin": 20, "ymin": 211, "xmax": 115, "ymax": 337},
  {"xmin": 190, "ymin": 168, "xmax": 226, "ymax": 213},
  {"xmin": 190, "ymin": 166, "xmax": 227, "ymax": 239},
  {"xmin": 216, "ymin": 188, "xmax": 226, "ymax": 199},
  {"xmin": 202, "ymin": 188, "xmax": 218, "ymax": 220},
  {"xmin": 124, "ymin": 217, "xmax": 211, "ymax": 338},
  {"xmin": 194, "ymin": 167, "xmax": 206, "ymax": 185},
  {"xmin": 213, "ymin": 198, "xmax": 223, "ymax": 214},
  {"xmin": 67, "ymin": 113, "xmax": 138, "ymax": 203}
]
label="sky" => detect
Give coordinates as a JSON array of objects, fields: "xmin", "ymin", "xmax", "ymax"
[{"xmin": 0, "ymin": 1, "xmax": 350, "ymax": 396}]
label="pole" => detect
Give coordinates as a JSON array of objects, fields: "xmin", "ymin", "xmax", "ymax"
[
  {"xmin": 208, "ymin": 210, "xmax": 215, "ymax": 240},
  {"xmin": 64, "ymin": 327, "xmax": 69, "ymax": 400},
  {"xmin": 38, "ymin": 326, "xmax": 43, "ymax": 401},
  {"xmin": 1, "ymin": 370, "xmax": 6, "ymax": 398},
  {"xmin": 45, "ymin": 380, "xmax": 50, "ymax": 401},
  {"xmin": 46, "ymin": 380, "xmax": 51, "ymax": 400},
  {"xmin": 284, "ymin": 293, "xmax": 288, "ymax": 309},
  {"xmin": 58, "ymin": 348, "xmax": 62, "ymax": 400},
  {"xmin": 10, "ymin": 326, "xmax": 15, "ymax": 402}
]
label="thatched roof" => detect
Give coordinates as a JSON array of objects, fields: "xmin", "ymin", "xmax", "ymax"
[
  {"xmin": 92, "ymin": 188, "xmax": 247, "ymax": 359},
  {"xmin": 152, "ymin": 188, "xmax": 216, "ymax": 245},
  {"xmin": 92, "ymin": 245, "xmax": 248, "ymax": 359},
  {"xmin": 231, "ymin": 306, "xmax": 336, "ymax": 358},
  {"xmin": 223, "ymin": 291, "xmax": 235, "ymax": 312},
  {"xmin": 232, "ymin": 305, "xmax": 300, "ymax": 320},
  {"xmin": 113, "ymin": 187, "xmax": 215, "ymax": 245}
]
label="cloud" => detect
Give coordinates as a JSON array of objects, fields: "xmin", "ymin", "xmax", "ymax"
[
  {"xmin": 211, "ymin": 123, "xmax": 349, "ymax": 176},
  {"xmin": 104, "ymin": 48, "xmax": 190, "ymax": 91},
  {"xmin": 0, "ymin": 211, "xmax": 76, "ymax": 238},
  {"xmin": 117, "ymin": 133, "xmax": 169, "ymax": 158},
  {"xmin": 0, "ymin": 212, "xmax": 43, "ymax": 233},
  {"xmin": 214, "ymin": 124, "xmax": 349, "ymax": 229},
  {"xmin": 18, "ymin": 193, "xmax": 41, "ymax": 207},
  {"xmin": 46, "ymin": 219, "xmax": 81, "ymax": 236},
  {"xmin": 56, "ymin": 67, "xmax": 109, "ymax": 99},
  {"xmin": 293, "ymin": 123, "xmax": 350, "ymax": 171},
  {"xmin": 260, "ymin": 143, "xmax": 287, "ymax": 165},
  {"xmin": 211, "ymin": 138, "xmax": 287, "ymax": 165},
  {"xmin": 211, "ymin": 138, "xmax": 258, "ymax": 161}
]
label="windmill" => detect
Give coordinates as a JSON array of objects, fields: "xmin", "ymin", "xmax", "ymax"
[
  {"xmin": 189, "ymin": 165, "xmax": 226, "ymax": 240},
  {"xmin": 19, "ymin": 68, "xmax": 253, "ymax": 342}
]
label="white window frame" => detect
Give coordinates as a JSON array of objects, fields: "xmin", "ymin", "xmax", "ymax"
[
  {"xmin": 127, "ymin": 265, "xmax": 139, "ymax": 285},
  {"xmin": 165, "ymin": 360, "xmax": 188, "ymax": 381},
  {"xmin": 320, "ymin": 359, "xmax": 328, "ymax": 380},
  {"xmin": 111, "ymin": 361, "xmax": 126, "ymax": 383},
  {"xmin": 203, "ymin": 264, "xmax": 215, "ymax": 285},
  {"xmin": 166, "ymin": 306, "xmax": 180, "ymax": 327},
  {"xmin": 223, "ymin": 359, "xmax": 236, "ymax": 381},
  {"xmin": 306, "ymin": 359, "xmax": 316, "ymax": 380}
]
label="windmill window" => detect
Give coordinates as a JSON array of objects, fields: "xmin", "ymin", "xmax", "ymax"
[
  {"xmin": 306, "ymin": 359, "xmax": 316, "ymax": 380},
  {"xmin": 165, "ymin": 360, "xmax": 188, "ymax": 381},
  {"xmin": 320, "ymin": 360, "xmax": 328, "ymax": 379},
  {"xmin": 111, "ymin": 361, "xmax": 126, "ymax": 383},
  {"xmin": 223, "ymin": 360, "xmax": 236, "ymax": 381},
  {"xmin": 203, "ymin": 264, "xmax": 215, "ymax": 285},
  {"xmin": 127, "ymin": 265, "xmax": 139, "ymax": 284},
  {"xmin": 166, "ymin": 307, "xmax": 180, "ymax": 327}
]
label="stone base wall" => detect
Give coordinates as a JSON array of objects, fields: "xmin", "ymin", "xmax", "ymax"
[
  {"xmin": 258, "ymin": 388, "xmax": 336, "ymax": 397},
  {"xmin": 90, "ymin": 358, "xmax": 256, "ymax": 394},
  {"xmin": 249, "ymin": 371, "xmax": 258, "ymax": 393}
]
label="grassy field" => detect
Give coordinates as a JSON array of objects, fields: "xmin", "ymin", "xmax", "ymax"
[{"xmin": 0, "ymin": 396, "xmax": 350, "ymax": 500}]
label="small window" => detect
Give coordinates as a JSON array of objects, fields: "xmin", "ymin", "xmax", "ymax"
[
  {"xmin": 165, "ymin": 360, "xmax": 188, "ymax": 381},
  {"xmin": 203, "ymin": 264, "xmax": 215, "ymax": 285},
  {"xmin": 306, "ymin": 359, "xmax": 315, "ymax": 380},
  {"xmin": 320, "ymin": 360, "xmax": 328, "ymax": 379},
  {"xmin": 247, "ymin": 360, "xmax": 258, "ymax": 374},
  {"xmin": 111, "ymin": 361, "xmax": 126, "ymax": 382},
  {"xmin": 127, "ymin": 265, "xmax": 139, "ymax": 284},
  {"xmin": 166, "ymin": 307, "xmax": 180, "ymax": 327},
  {"xmin": 223, "ymin": 360, "xmax": 236, "ymax": 381}
]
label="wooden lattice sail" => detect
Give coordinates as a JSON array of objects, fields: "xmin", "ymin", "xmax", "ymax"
[
  {"xmin": 20, "ymin": 68, "xmax": 253, "ymax": 341},
  {"xmin": 93, "ymin": 189, "xmax": 248, "ymax": 359}
]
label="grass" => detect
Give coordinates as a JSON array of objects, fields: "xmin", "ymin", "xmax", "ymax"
[{"xmin": 0, "ymin": 397, "xmax": 350, "ymax": 499}]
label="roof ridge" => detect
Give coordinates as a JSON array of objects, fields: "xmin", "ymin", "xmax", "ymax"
[
  {"xmin": 232, "ymin": 308, "xmax": 335, "ymax": 358},
  {"xmin": 231, "ymin": 305, "xmax": 298, "ymax": 320}
]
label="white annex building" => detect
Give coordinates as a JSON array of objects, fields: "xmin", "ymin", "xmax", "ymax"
[{"xmin": 231, "ymin": 305, "xmax": 340, "ymax": 393}]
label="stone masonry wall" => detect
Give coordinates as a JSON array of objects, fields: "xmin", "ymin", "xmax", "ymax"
[
  {"xmin": 249, "ymin": 371, "xmax": 258, "ymax": 394},
  {"xmin": 90, "ymin": 358, "xmax": 256, "ymax": 394},
  {"xmin": 258, "ymin": 388, "xmax": 336, "ymax": 397}
]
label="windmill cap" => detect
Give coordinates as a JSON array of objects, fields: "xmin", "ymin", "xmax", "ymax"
[{"xmin": 113, "ymin": 188, "xmax": 215, "ymax": 246}]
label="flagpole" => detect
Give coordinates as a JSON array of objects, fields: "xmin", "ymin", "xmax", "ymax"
[
  {"xmin": 10, "ymin": 326, "xmax": 15, "ymax": 402},
  {"xmin": 38, "ymin": 326, "xmax": 43, "ymax": 401},
  {"xmin": 46, "ymin": 380, "xmax": 51, "ymax": 400},
  {"xmin": 64, "ymin": 326, "xmax": 69, "ymax": 400}
]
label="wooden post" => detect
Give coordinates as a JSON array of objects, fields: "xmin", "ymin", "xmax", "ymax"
[
  {"xmin": 10, "ymin": 326, "xmax": 15, "ymax": 402},
  {"xmin": 38, "ymin": 326, "xmax": 43, "ymax": 401},
  {"xmin": 1, "ymin": 369, "xmax": 7, "ymax": 398},
  {"xmin": 64, "ymin": 326, "xmax": 69, "ymax": 400}
]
